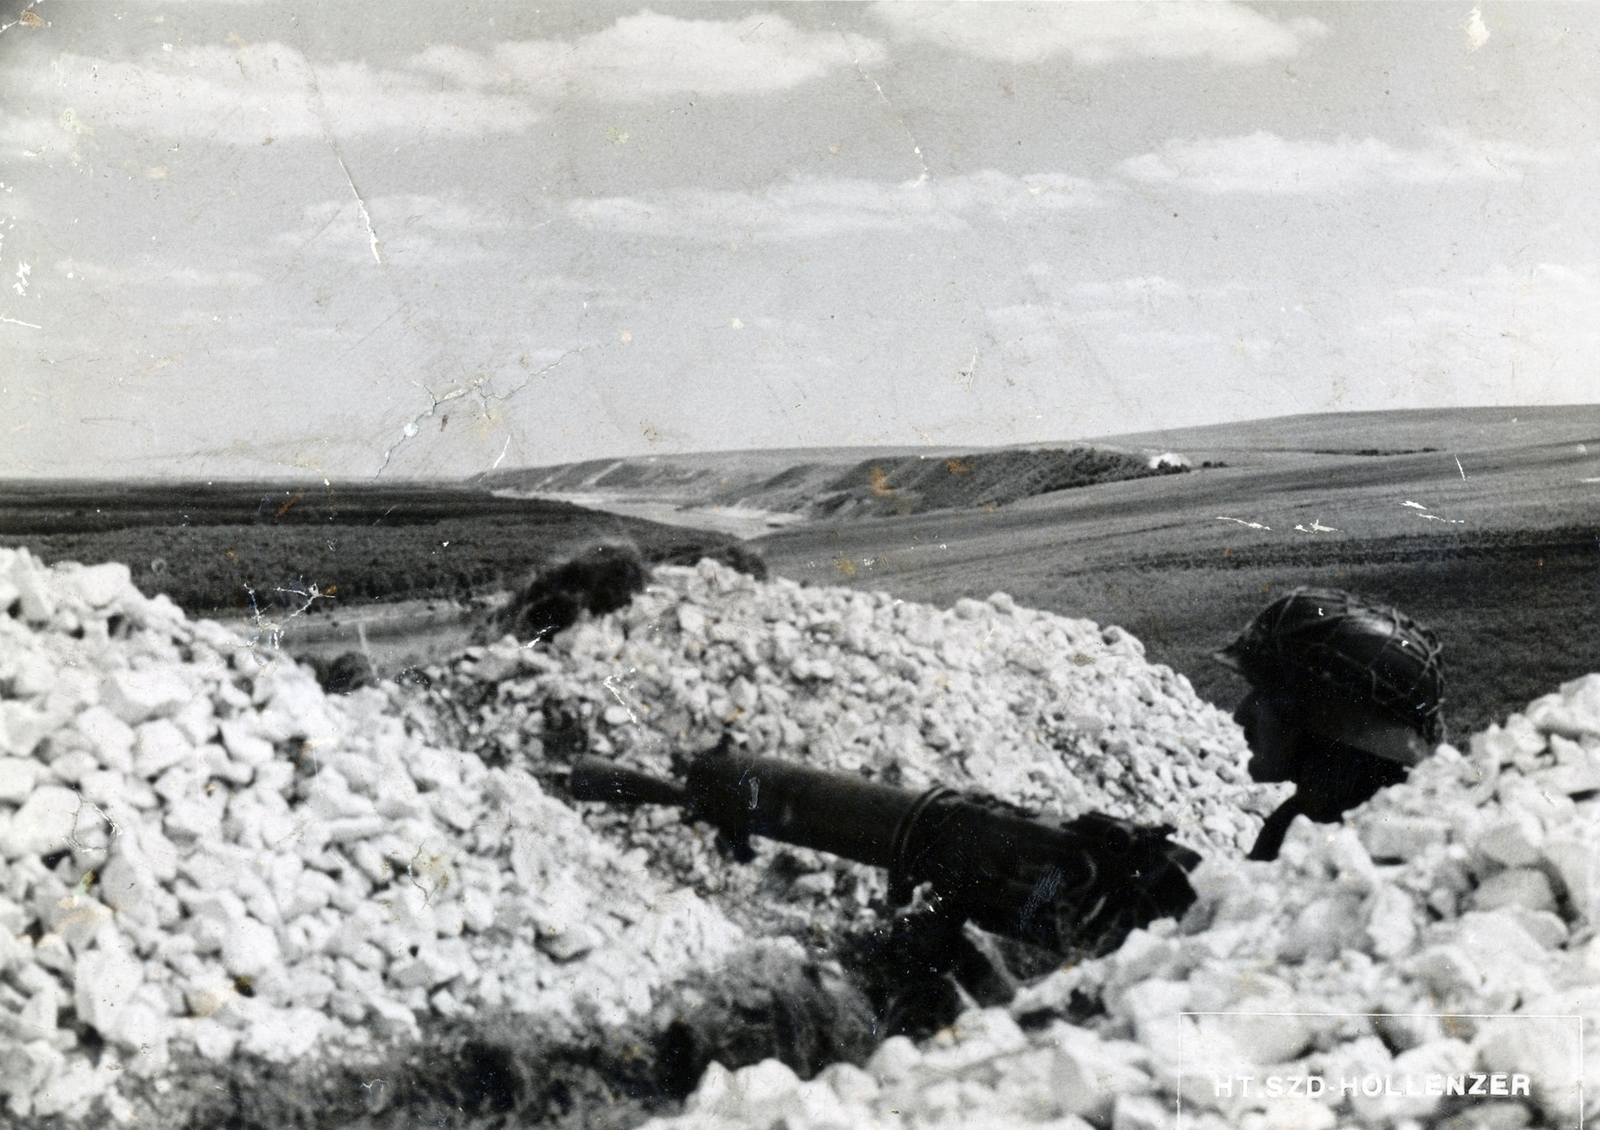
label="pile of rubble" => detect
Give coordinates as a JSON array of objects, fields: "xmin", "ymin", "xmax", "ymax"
[
  {"xmin": 645, "ymin": 674, "xmax": 1600, "ymax": 1130},
  {"xmin": 0, "ymin": 548, "xmax": 746, "ymax": 1122},
  {"xmin": 15, "ymin": 539, "xmax": 1595, "ymax": 1130},
  {"xmin": 427, "ymin": 560, "xmax": 1284, "ymax": 940}
]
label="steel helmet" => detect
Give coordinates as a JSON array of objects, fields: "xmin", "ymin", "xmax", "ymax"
[{"xmin": 1214, "ymin": 587, "xmax": 1445, "ymax": 764}]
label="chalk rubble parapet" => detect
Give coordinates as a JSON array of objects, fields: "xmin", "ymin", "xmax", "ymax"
[
  {"xmin": 0, "ymin": 547, "xmax": 745, "ymax": 1123},
  {"xmin": 649, "ymin": 673, "xmax": 1600, "ymax": 1130}
]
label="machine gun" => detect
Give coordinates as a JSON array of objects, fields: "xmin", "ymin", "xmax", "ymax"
[{"xmin": 569, "ymin": 739, "xmax": 1201, "ymax": 961}]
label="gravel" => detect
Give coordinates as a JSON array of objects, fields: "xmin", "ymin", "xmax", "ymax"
[
  {"xmin": 0, "ymin": 548, "xmax": 745, "ymax": 1122},
  {"xmin": 648, "ymin": 673, "xmax": 1600, "ymax": 1130},
  {"xmin": 12, "ymin": 544, "xmax": 1591, "ymax": 1130},
  {"xmin": 422, "ymin": 559, "xmax": 1286, "ymax": 942}
]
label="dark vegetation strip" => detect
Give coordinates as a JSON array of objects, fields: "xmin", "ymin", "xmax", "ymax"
[
  {"xmin": 805, "ymin": 448, "xmax": 1183, "ymax": 519},
  {"xmin": 0, "ymin": 484, "xmax": 740, "ymax": 615}
]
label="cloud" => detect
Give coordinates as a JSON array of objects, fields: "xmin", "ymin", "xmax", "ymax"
[
  {"xmin": 410, "ymin": 11, "xmax": 883, "ymax": 99},
  {"xmin": 872, "ymin": 2, "xmax": 1324, "ymax": 66},
  {"xmin": 6, "ymin": 11, "xmax": 879, "ymax": 146},
  {"xmin": 276, "ymin": 195, "xmax": 523, "ymax": 262},
  {"xmin": 57, "ymin": 259, "xmax": 262, "ymax": 289},
  {"xmin": 5, "ymin": 42, "xmax": 537, "ymax": 143},
  {"xmin": 0, "ymin": 112, "xmax": 83, "ymax": 160},
  {"xmin": 570, "ymin": 171, "xmax": 1103, "ymax": 240},
  {"xmin": 1121, "ymin": 131, "xmax": 1564, "ymax": 193}
]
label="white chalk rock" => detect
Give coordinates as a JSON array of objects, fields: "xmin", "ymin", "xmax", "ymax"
[
  {"xmin": 57, "ymin": 562, "xmax": 132, "ymax": 609},
  {"xmin": 1365, "ymin": 884, "xmax": 1418, "ymax": 958},
  {"xmin": 73, "ymin": 706, "xmax": 136, "ymax": 774},
  {"xmin": 1049, "ymin": 1023, "xmax": 1152, "ymax": 1122},
  {"xmin": 73, "ymin": 939, "xmax": 145, "ymax": 1033},
  {"xmin": 218, "ymin": 718, "xmax": 276, "ymax": 767},
  {"xmin": 236, "ymin": 1003, "xmax": 329, "ymax": 1064},
  {"xmin": 12, "ymin": 652, "xmax": 58, "ymax": 698},
  {"xmin": 13, "ymin": 561, "xmax": 57, "ymax": 623},
  {"xmin": 133, "ymin": 718, "xmax": 194, "ymax": 778},
  {"xmin": 104, "ymin": 667, "xmax": 194, "ymax": 724},
  {"xmin": 221, "ymin": 917, "xmax": 281, "ymax": 979},
  {"xmin": 388, "ymin": 945, "xmax": 462, "ymax": 990},
  {"xmin": 0, "ymin": 755, "xmax": 41, "ymax": 804},
  {"xmin": 1359, "ymin": 815, "xmax": 1449, "ymax": 861},
  {"xmin": 3, "ymin": 785, "xmax": 81, "ymax": 856},
  {"xmin": 1476, "ymin": 1004, "xmax": 1589, "ymax": 1124},
  {"xmin": 1477, "ymin": 811, "xmax": 1545, "ymax": 867},
  {"xmin": 2, "ymin": 701, "xmax": 48, "ymax": 758},
  {"xmin": 1112, "ymin": 1093, "xmax": 1177, "ymax": 1130},
  {"xmin": 1471, "ymin": 867, "xmax": 1556, "ymax": 914},
  {"xmin": 185, "ymin": 1017, "xmax": 240, "ymax": 1062},
  {"xmin": 0, "ymin": 1039, "xmax": 67, "ymax": 1115}
]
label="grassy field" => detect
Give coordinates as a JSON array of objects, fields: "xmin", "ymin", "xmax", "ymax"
[
  {"xmin": 5, "ymin": 406, "xmax": 1596, "ymax": 737},
  {"xmin": 0, "ymin": 481, "xmax": 736, "ymax": 618},
  {"xmin": 753, "ymin": 407, "xmax": 1600, "ymax": 739}
]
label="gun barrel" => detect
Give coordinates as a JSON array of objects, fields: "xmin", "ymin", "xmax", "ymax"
[
  {"xmin": 570, "ymin": 744, "xmax": 1199, "ymax": 959},
  {"xmin": 569, "ymin": 756, "xmax": 690, "ymax": 808},
  {"xmin": 687, "ymin": 749, "xmax": 925, "ymax": 869}
]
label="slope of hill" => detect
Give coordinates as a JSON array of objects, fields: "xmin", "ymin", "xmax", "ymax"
[
  {"xmin": 750, "ymin": 406, "xmax": 1600, "ymax": 738},
  {"xmin": 481, "ymin": 444, "xmax": 1175, "ymax": 527}
]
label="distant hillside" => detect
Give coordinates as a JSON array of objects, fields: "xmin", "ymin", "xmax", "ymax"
[
  {"xmin": 803, "ymin": 448, "xmax": 1180, "ymax": 518},
  {"xmin": 476, "ymin": 446, "xmax": 941, "ymax": 507},
  {"xmin": 480, "ymin": 444, "xmax": 1176, "ymax": 521}
]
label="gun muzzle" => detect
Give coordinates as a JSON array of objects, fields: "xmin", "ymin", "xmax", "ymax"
[{"xmin": 569, "ymin": 756, "xmax": 690, "ymax": 808}]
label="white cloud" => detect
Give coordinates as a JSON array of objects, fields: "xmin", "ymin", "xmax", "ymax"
[
  {"xmin": 570, "ymin": 171, "xmax": 1102, "ymax": 240},
  {"xmin": 872, "ymin": 2, "xmax": 1325, "ymax": 66},
  {"xmin": 7, "ymin": 42, "xmax": 536, "ymax": 143},
  {"xmin": 0, "ymin": 112, "xmax": 81, "ymax": 160},
  {"xmin": 277, "ymin": 195, "xmax": 521, "ymax": 262},
  {"xmin": 58, "ymin": 259, "xmax": 262, "ymax": 289},
  {"xmin": 1122, "ymin": 131, "xmax": 1564, "ymax": 194},
  {"xmin": 411, "ymin": 11, "xmax": 883, "ymax": 99},
  {"xmin": 6, "ymin": 11, "xmax": 879, "ymax": 146}
]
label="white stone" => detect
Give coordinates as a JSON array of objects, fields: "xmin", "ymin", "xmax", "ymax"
[
  {"xmin": 237, "ymin": 1004, "xmax": 328, "ymax": 1063},
  {"xmin": 1365, "ymin": 884, "xmax": 1418, "ymax": 958},
  {"xmin": 73, "ymin": 940, "xmax": 145, "ymax": 1033},
  {"xmin": 31, "ymin": 1055, "xmax": 115, "ymax": 1119},
  {"xmin": 1470, "ymin": 867, "xmax": 1556, "ymax": 913},
  {"xmin": 218, "ymin": 718, "xmax": 276, "ymax": 766},
  {"xmin": 221, "ymin": 917, "xmax": 282, "ymax": 979},
  {"xmin": 57, "ymin": 562, "xmax": 132, "ymax": 608},
  {"xmin": 74, "ymin": 706, "xmax": 136, "ymax": 773},
  {"xmin": 1049, "ymin": 1024, "xmax": 1152, "ymax": 1121},
  {"xmin": 105, "ymin": 667, "xmax": 193, "ymax": 723},
  {"xmin": 1113, "ymin": 1093, "xmax": 1176, "ymax": 1130},
  {"xmin": 1, "ymin": 701, "xmax": 48, "ymax": 758},
  {"xmin": 1477, "ymin": 812, "xmax": 1544, "ymax": 867},
  {"xmin": 133, "ymin": 718, "xmax": 194, "ymax": 778},
  {"xmin": 0, "ymin": 755, "xmax": 41, "ymax": 804},
  {"xmin": 0, "ymin": 1038, "xmax": 66, "ymax": 1113},
  {"xmin": 727, "ymin": 1058, "xmax": 801, "ymax": 1114},
  {"xmin": 388, "ymin": 946, "xmax": 462, "ymax": 989},
  {"xmin": 1359, "ymin": 816, "xmax": 1449, "ymax": 861},
  {"xmin": 12, "ymin": 652, "xmax": 57, "ymax": 698},
  {"xmin": 867, "ymin": 1035, "xmax": 923, "ymax": 1083},
  {"xmin": 186, "ymin": 1017, "xmax": 239, "ymax": 1062},
  {"xmin": 3, "ymin": 785, "xmax": 81, "ymax": 856},
  {"xmin": 1542, "ymin": 834, "xmax": 1598, "ymax": 918}
]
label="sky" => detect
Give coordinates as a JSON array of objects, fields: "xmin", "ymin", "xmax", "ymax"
[{"xmin": 1, "ymin": 1, "xmax": 1596, "ymax": 479}]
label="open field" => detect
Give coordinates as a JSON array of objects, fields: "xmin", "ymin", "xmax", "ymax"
[
  {"xmin": 0, "ymin": 481, "xmax": 738, "ymax": 665},
  {"xmin": 3, "ymin": 407, "xmax": 1596, "ymax": 735},
  {"xmin": 751, "ymin": 406, "xmax": 1600, "ymax": 738}
]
